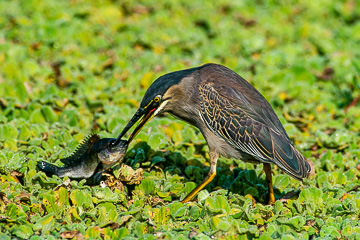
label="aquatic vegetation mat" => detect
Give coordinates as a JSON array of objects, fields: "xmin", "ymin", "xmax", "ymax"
[{"xmin": 0, "ymin": 0, "xmax": 359, "ymax": 239}]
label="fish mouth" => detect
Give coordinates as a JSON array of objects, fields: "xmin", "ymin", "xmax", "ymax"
[{"xmin": 112, "ymin": 107, "xmax": 156, "ymax": 146}]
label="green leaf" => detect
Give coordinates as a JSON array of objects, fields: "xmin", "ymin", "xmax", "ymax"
[
  {"xmin": 189, "ymin": 205, "xmax": 200, "ymax": 220},
  {"xmin": 41, "ymin": 105, "xmax": 58, "ymax": 123},
  {"xmin": 152, "ymin": 206, "xmax": 170, "ymax": 225},
  {"xmin": 211, "ymin": 216, "xmax": 231, "ymax": 232},
  {"xmin": 151, "ymin": 155, "xmax": 165, "ymax": 166},
  {"xmin": 280, "ymin": 234, "xmax": 296, "ymax": 240},
  {"xmin": 96, "ymin": 202, "xmax": 118, "ymax": 225},
  {"xmin": 168, "ymin": 202, "xmax": 187, "ymax": 218},
  {"xmin": 56, "ymin": 187, "xmax": 70, "ymax": 206},
  {"xmin": 15, "ymin": 82, "xmax": 29, "ymax": 104},
  {"xmin": 84, "ymin": 226, "xmax": 102, "ymax": 239},
  {"xmin": 138, "ymin": 178, "xmax": 155, "ymax": 195},
  {"xmin": 205, "ymin": 195, "xmax": 230, "ymax": 214},
  {"xmin": 70, "ymin": 189, "xmax": 94, "ymax": 209},
  {"xmin": 114, "ymin": 227, "xmax": 129, "ymax": 239},
  {"xmin": 23, "ymin": 59, "xmax": 40, "ymax": 75},
  {"xmin": 197, "ymin": 190, "xmax": 210, "ymax": 203},
  {"xmin": 299, "ymin": 187, "xmax": 323, "ymax": 206},
  {"xmin": 18, "ymin": 125, "xmax": 32, "ymax": 140},
  {"xmin": 0, "ymin": 233, "xmax": 11, "ymax": 240},
  {"xmin": 320, "ymin": 226, "xmax": 341, "ymax": 238},
  {"xmin": 181, "ymin": 181, "xmax": 196, "ymax": 197},
  {"xmin": 133, "ymin": 221, "xmax": 148, "ymax": 237},
  {"xmin": 0, "ymin": 124, "xmax": 18, "ymax": 140},
  {"xmin": 60, "ymin": 109, "xmax": 79, "ymax": 127},
  {"xmin": 11, "ymin": 224, "xmax": 33, "ymax": 239},
  {"xmin": 5, "ymin": 203, "xmax": 27, "ymax": 222},
  {"xmin": 34, "ymin": 214, "xmax": 55, "ymax": 234},
  {"xmin": 287, "ymin": 216, "xmax": 306, "ymax": 231},
  {"xmin": 273, "ymin": 175, "xmax": 290, "ymax": 191},
  {"xmin": 148, "ymin": 133, "xmax": 165, "ymax": 149},
  {"xmin": 30, "ymin": 109, "xmax": 46, "ymax": 124}
]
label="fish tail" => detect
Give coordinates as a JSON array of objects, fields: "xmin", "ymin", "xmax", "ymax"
[{"xmin": 37, "ymin": 161, "xmax": 61, "ymax": 177}]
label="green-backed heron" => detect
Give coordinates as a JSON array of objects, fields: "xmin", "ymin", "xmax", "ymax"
[{"xmin": 113, "ymin": 63, "xmax": 312, "ymax": 204}]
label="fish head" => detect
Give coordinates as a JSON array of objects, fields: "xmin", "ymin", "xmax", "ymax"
[{"xmin": 97, "ymin": 139, "xmax": 128, "ymax": 167}]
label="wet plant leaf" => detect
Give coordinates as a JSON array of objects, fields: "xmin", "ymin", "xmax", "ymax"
[
  {"xmin": 138, "ymin": 178, "xmax": 155, "ymax": 195},
  {"xmin": 11, "ymin": 224, "xmax": 33, "ymax": 239}
]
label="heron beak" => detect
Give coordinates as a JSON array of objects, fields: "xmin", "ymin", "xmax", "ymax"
[{"xmin": 112, "ymin": 107, "xmax": 156, "ymax": 146}]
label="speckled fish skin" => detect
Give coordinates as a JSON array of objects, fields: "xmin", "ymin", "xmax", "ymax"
[{"xmin": 37, "ymin": 134, "xmax": 128, "ymax": 179}]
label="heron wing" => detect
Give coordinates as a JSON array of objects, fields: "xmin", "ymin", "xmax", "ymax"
[{"xmin": 198, "ymin": 83, "xmax": 310, "ymax": 180}]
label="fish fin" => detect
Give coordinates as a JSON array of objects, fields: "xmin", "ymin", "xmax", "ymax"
[{"xmin": 60, "ymin": 134, "xmax": 100, "ymax": 166}]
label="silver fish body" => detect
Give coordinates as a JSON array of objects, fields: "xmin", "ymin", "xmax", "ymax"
[{"xmin": 37, "ymin": 134, "xmax": 128, "ymax": 180}]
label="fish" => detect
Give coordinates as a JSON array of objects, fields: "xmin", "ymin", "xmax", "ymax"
[{"xmin": 37, "ymin": 134, "xmax": 128, "ymax": 182}]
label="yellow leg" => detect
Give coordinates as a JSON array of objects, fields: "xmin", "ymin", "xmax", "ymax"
[
  {"xmin": 181, "ymin": 151, "xmax": 218, "ymax": 203},
  {"xmin": 264, "ymin": 163, "xmax": 275, "ymax": 205}
]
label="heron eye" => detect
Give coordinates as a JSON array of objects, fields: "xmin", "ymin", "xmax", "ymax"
[{"xmin": 154, "ymin": 96, "xmax": 161, "ymax": 102}]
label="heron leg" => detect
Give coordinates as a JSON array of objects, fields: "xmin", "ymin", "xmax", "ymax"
[
  {"xmin": 264, "ymin": 163, "xmax": 275, "ymax": 205},
  {"xmin": 181, "ymin": 151, "xmax": 218, "ymax": 203}
]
